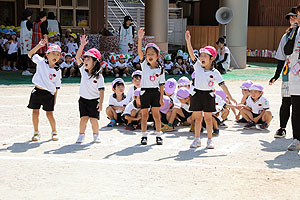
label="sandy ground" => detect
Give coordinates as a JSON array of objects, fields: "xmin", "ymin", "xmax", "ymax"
[{"xmin": 0, "ymin": 79, "xmax": 299, "ymax": 200}]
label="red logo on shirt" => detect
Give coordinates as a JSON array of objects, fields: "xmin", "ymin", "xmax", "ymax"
[
  {"xmin": 53, "ymin": 74, "xmax": 56, "ymax": 77},
  {"xmin": 49, "ymin": 74, "xmax": 53, "ymax": 80},
  {"xmin": 150, "ymin": 75, "xmax": 156, "ymax": 82},
  {"xmin": 208, "ymin": 81, "xmax": 214, "ymax": 87}
]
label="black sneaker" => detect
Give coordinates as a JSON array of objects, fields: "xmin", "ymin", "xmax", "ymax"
[
  {"xmin": 256, "ymin": 122, "xmax": 269, "ymax": 130},
  {"xmin": 274, "ymin": 128, "xmax": 286, "ymax": 138},
  {"xmin": 156, "ymin": 137, "xmax": 163, "ymax": 145},
  {"xmin": 125, "ymin": 123, "xmax": 136, "ymax": 131},
  {"xmin": 141, "ymin": 137, "xmax": 147, "ymax": 145},
  {"xmin": 244, "ymin": 121, "xmax": 256, "ymax": 129},
  {"xmin": 236, "ymin": 118, "xmax": 248, "ymax": 123}
]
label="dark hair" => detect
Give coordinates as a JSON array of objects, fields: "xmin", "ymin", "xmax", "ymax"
[
  {"xmin": 123, "ymin": 15, "xmax": 133, "ymax": 26},
  {"xmin": 37, "ymin": 11, "xmax": 47, "ymax": 22},
  {"xmin": 87, "ymin": 57, "xmax": 102, "ymax": 79},
  {"xmin": 11, "ymin": 34, "xmax": 17, "ymax": 42},
  {"xmin": 47, "ymin": 12, "xmax": 56, "ymax": 20},
  {"xmin": 21, "ymin": 9, "xmax": 33, "ymax": 20},
  {"xmin": 113, "ymin": 82, "xmax": 125, "ymax": 89},
  {"xmin": 296, "ymin": 4, "xmax": 300, "ymax": 13},
  {"xmin": 210, "ymin": 56, "xmax": 217, "ymax": 69}
]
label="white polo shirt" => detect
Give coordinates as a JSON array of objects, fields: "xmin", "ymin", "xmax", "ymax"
[
  {"xmin": 193, "ymin": 59, "xmax": 224, "ymax": 91},
  {"xmin": 122, "ymin": 101, "xmax": 140, "ymax": 116},
  {"xmin": 170, "ymin": 92, "xmax": 181, "ymax": 108},
  {"xmin": 79, "ymin": 66, "xmax": 105, "ymax": 100},
  {"xmin": 108, "ymin": 93, "xmax": 130, "ymax": 113},
  {"xmin": 7, "ymin": 41, "xmax": 18, "ymax": 54},
  {"xmin": 214, "ymin": 95, "xmax": 226, "ymax": 114},
  {"xmin": 67, "ymin": 42, "xmax": 78, "ymax": 54},
  {"xmin": 31, "ymin": 54, "xmax": 61, "ymax": 95},
  {"xmin": 164, "ymin": 62, "xmax": 173, "ymax": 70},
  {"xmin": 246, "ymin": 95, "xmax": 270, "ymax": 114},
  {"xmin": 115, "ymin": 61, "xmax": 127, "ymax": 68},
  {"xmin": 126, "ymin": 86, "xmax": 138, "ymax": 102},
  {"xmin": 60, "ymin": 61, "xmax": 73, "ymax": 69},
  {"xmin": 141, "ymin": 59, "xmax": 165, "ymax": 89}
]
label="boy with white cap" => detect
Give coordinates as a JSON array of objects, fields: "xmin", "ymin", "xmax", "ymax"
[{"xmin": 239, "ymin": 83, "xmax": 272, "ymax": 129}]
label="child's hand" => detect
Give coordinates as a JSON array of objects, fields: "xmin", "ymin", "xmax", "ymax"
[
  {"xmin": 231, "ymin": 98, "xmax": 237, "ymax": 105},
  {"xmin": 138, "ymin": 28, "xmax": 145, "ymax": 39},
  {"xmin": 80, "ymin": 35, "xmax": 89, "ymax": 46},
  {"xmin": 185, "ymin": 31, "xmax": 191, "ymax": 41},
  {"xmin": 38, "ymin": 39, "xmax": 47, "ymax": 47},
  {"xmin": 97, "ymin": 103, "xmax": 102, "ymax": 112}
]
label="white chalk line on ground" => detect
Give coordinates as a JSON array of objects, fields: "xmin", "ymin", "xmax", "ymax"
[{"xmin": 0, "ymin": 154, "xmax": 297, "ymax": 172}]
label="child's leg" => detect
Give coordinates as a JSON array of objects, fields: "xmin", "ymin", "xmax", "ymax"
[
  {"xmin": 152, "ymin": 107, "xmax": 162, "ymax": 132},
  {"xmin": 90, "ymin": 118, "xmax": 99, "ymax": 134},
  {"xmin": 168, "ymin": 108, "xmax": 183, "ymax": 125},
  {"xmin": 32, "ymin": 109, "xmax": 40, "ymax": 132},
  {"xmin": 79, "ymin": 116, "xmax": 89, "ymax": 133},
  {"xmin": 221, "ymin": 108, "xmax": 230, "ymax": 121},
  {"xmin": 12, "ymin": 61, "xmax": 16, "ymax": 68},
  {"xmin": 106, "ymin": 106, "xmax": 117, "ymax": 120},
  {"xmin": 204, "ymin": 112, "xmax": 213, "ymax": 139},
  {"xmin": 240, "ymin": 109, "xmax": 253, "ymax": 121},
  {"xmin": 166, "ymin": 110, "xmax": 172, "ymax": 121},
  {"xmin": 193, "ymin": 111, "xmax": 203, "ymax": 138},
  {"xmin": 46, "ymin": 111, "xmax": 56, "ymax": 132},
  {"xmin": 187, "ymin": 116, "xmax": 193, "ymax": 125},
  {"xmin": 212, "ymin": 117, "xmax": 218, "ymax": 129},
  {"xmin": 141, "ymin": 108, "xmax": 149, "ymax": 132},
  {"xmin": 262, "ymin": 111, "xmax": 273, "ymax": 124}
]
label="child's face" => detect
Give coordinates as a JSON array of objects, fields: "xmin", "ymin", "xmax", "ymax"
[
  {"xmin": 290, "ymin": 15, "xmax": 298, "ymax": 25},
  {"xmin": 132, "ymin": 75, "xmax": 141, "ymax": 87},
  {"xmin": 177, "ymin": 58, "xmax": 183, "ymax": 65},
  {"xmin": 134, "ymin": 96, "xmax": 141, "ymax": 106},
  {"xmin": 69, "ymin": 37, "xmax": 74, "ymax": 42},
  {"xmin": 146, "ymin": 47, "xmax": 159, "ymax": 66},
  {"xmin": 250, "ymin": 90, "xmax": 262, "ymax": 100},
  {"xmin": 199, "ymin": 53, "xmax": 213, "ymax": 69},
  {"xmin": 119, "ymin": 58, "xmax": 125, "ymax": 63},
  {"xmin": 165, "ymin": 60, "xmax": 170, "ymax": 64},
  {"xmin": 178, "ymin": 97, "xmax": 189, "ymax": 104},
  {"xmin": 11, "ymin": 35, "xmax": 16, "ymax": 40},
  {"xmin": 242, "ymin": 89, "xmax": 250, "ymax": 96},
  {"xmin": 126, "ymin": 20, "xmax": 131, "ymax": 26},
  {"xmin": 83, "ymin": 56, "xmax": 96, "ymax": 70},
  {"xmin": 113, "ymin": 84, "xmax": 125, "ymax": 94},
  {"xmin": 47, "ymin": 51, "xmax": 61, "ymax": 66},
  {"xmin": 65, "ymin": 56, "xmax": 72, "ymax": 63}
]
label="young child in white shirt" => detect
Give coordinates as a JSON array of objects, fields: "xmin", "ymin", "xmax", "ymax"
[{"xmin": 123, "ymin": 88, "xmax": 142, "ymax": 131}]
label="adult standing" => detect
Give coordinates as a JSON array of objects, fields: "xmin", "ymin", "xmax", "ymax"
[
  {"xmin": 283, "ymin": 4, "xmax": 300, "ymax": 151},
  {"xmin": 20, "ymin": 8, "xmax": 33, "ymax": 76},
  {"xmin": 47, "ymin": 12, "xmax": 62, "ymax": 36},
  {"xmin": 119, "ymin": 16, "xmax": 134, "ymax": 55},
  {"xmin": 32, "ymin": 11, "xmax": 48, "ymax": 55},
  {"xmin": 269, "ymin": 7, "xmax": 297, "ymax": 139},
  {"xmin": 215, "ymin": 37, "xmax": 231, "ymax": 74}
]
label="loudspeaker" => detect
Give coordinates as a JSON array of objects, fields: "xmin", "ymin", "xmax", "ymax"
[{"xmin": 215, "ymin": 7, "xmax": 233, "ymax": 25}]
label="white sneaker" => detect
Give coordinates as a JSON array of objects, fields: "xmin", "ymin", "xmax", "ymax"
[
  {"xmin": 123, "ymin": 74, "xmax": 127, "ymax": 77},
  {"xmin": 22, "ymin": 70, "xmax": 33, "ymax": 76},
  {"xmin": 115, "ymin": 74, "xmax": 119, "ymax": 77},
  {"xmin": 93, "ymin": 134, "xmax": 101, "ymax": 143},
  {"xmin": 190, "ymin": 138, "xmax": 201, "ymax": 148},
  {"xmin": 51, "ymin": 131, "xmax": 58, "ymax": 141},
  {"xmin": 288, "ymin": 139, "xmax": 300, "ymax": 151},
  {"xmin": 12, "ymin": 67, "xmax": 18, "ymax": 71},
  {"xmin": 76, "ymin": 134, "xmax": 85, "ymax": 144},
  {"xmin": 206, "ymin": 139, "xmax": 214, "ymax": 149},
  {"xmin": 32, "ymin": 131, "xmax": 41, "ymax": 142},
  {"xmin": 6, "ymin": 66, "xmax": 11, "ymax": 71}
]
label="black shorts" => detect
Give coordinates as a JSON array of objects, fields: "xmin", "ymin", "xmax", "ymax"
[
  {"xmin": 178, "ymin": 108, "xmax": 192, "ymax": 122},
  {"xmin": 140, "ymin": 88, "xmax": 161, "ymax": 109},
  {"xmin": 252, "ymin": 113, "xmax": 264, "ymax": 124},
  {"xmin": 160, "ymin": 112, "xmax": 168, "ymax": 124},
  {"xmin": 27, "ymin": 87, "xmax": 55, "ymax": 111},
  {"xmin": 79, "ymin": 97, "xmax": 100, "ymax": 119},
  {"xmin": 189, "ymin": 89, "xmax": 216, "ymax": 112},
  {"xmin": 7, "ymin": 53, "xmax": 17, "ymax": 62}
]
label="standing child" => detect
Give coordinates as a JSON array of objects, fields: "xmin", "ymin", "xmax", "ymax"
[
  {"xmin": 75, "ymin": 35, "xmax": 105, "ymax": 143},
  {"xmin": 185, "ymin": 30, "xmax": 236, "ymax": 149},
  {"xmin": 138, "ymin": 28, "xmax": 165, "ymax": 145},
  {"xmin": 27, "ymin": 41, "xmax": 62, "ymax": 141},
  {"xmin": 5, "ymin": 32, "xmax": 19, "ymax": 71}
]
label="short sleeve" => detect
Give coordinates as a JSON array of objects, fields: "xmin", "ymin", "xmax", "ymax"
[
  {"xmin": 123, "ymin": 104, "xmax": 132, "ymax": 116},
  {"xmin": 214, "ymin": 70, "xmax": 224, "ymax": 84},
  {"xmin": 275, "ymin": 34, "xmax": 287, "ymax": 61},
  {"xmin": 31, "ymin": 54, "xmax": 44, "ymax": 64},
  {"xmin": 193, "ymin": 59, "xmax": 202, "ymax": 73},
  {"xmin": 75, "ymin": 43, "xmax": 78, "ymax": 50},
  {"xmin": 98, "ymin": 74, "xmax": 105, "ymax": 90},
  {"xmin": 245, "ymin": 96, "xmax": 251, "ymax": 107},
  {"xmin": 262, "ymin": 98, "xmax": 270, "ymax": 110},
  {"xmin": 159, "ymin": 68, "xmax": 166, "ymax": 84},
  {"xmin": 55, "ymin": 69, "xmax": 62, "ymax": 88},
  {"xmin": 109, "ymin": 95, "xmax": 115, "ymax": 106}
]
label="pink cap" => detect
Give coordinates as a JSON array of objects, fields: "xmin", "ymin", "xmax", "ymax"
[
  {"xmin": 176, "ymin": 87, "xmax": 190, "ymax": 99},
  {"xmin": 199, "ymin": 46, "xmax": 217, "ymax": 58},
  {"xmin": 85, "ymin": 48, "xmax": 102, "ymax": 61},
  {"xmin": 46, "ymin": 44, "xmax": 61, "ymax": 53},
  {"xmin": 145, "ymin": 43, "xmax": 160, "ymax": 56},
  {"xmin": 160, "ymin": 96, "xmax": 171, "ymax": 114},
  {"xmin": 249, "ymin": 83, "xmax": 264, "ymax": 91},
  {"xmin": 178, "ymin": 76, "xmax": 190, "ymax": 86},
  {"xmin": 240, "ymin": 80, "xmax": 253, "ymax": 90},
  {"xmin": 215, "ymin": 89, "xmax": 227, "ymax": 101},
  {"xmin": 164, "ymin": 78, "xmax": 177, "ymax": 94}
]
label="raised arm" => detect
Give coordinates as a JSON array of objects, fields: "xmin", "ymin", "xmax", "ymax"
[
  {"xmin": 76, "ymin": 35, "xmax": 89, "ymax": 66},
  {"xmin": 27, "ymin": 39, "xmax": 47, "ymax": 59},
  {"xmin": 185, "ymin": 31, "xmax": 196, "ymax": 61},
  {"xmin": 138, "ymin": 28, "xmax": 144, "ymax": 61}
]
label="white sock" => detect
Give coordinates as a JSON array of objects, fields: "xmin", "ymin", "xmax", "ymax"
[
  {"xmin": 142, "ymin": 132, "xmax": 148, "ymax": 137},
  {"xmin": 156, "ymin": 131, "xmax": 162, "ymax": 137},
  {"xmin": 195, "ymin": 137, "xmax": 200, "ymax": 140}
]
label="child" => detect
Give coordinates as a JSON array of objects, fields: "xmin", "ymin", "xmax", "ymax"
[
  {"xmin": 106, "ymin": 78, "xmax": 130, "ymax": 127},
  {"xmin": 236, "ymin": 80, "xmax": 253, "ymax": 123},
  {"xmin": 138, "ymin": 28, "xmax": 165, "ymax": 145},
  {"xmin": 239, "ymin": 83, "xmax": 272, "ymax": 130},
  {"xmin": 54, "ymin": 33, "xmax": 61, "ymax": 47},
  {"xmin": 126, "ymin": 70, "xmax": 142, "ymax": 102},
  {"xmin": 185, "ymin": 30, "xmax": 236, "ymax": 149},
  {"xmin": 101, "ymin": 61, "xmax": 113, "ymax": 77},
  {"xmin": 67, "ymin": 33, "xmax": 78, "ymax": 56},
  {"xmin": 174, "ymin": 56, "xmax": 188, "ymax": 74},
  {"xmin": 114, "ymin": 54, "xmax": 129, "ymax": 77},
  {"xmin": 164, "ymin": 54, "xmax": 173, "ymax": 74},
  {"xmin": 75, "ymin": 35, "xmax": 105, "ymax": 143},
  {"xmin": 1, "ymin": 30, "xmax": 10, "ymax": 70},
  {"xmin": 123, "ymin": 88, "xmax": 142, "ymax": 130},
  {"xmin": 108, "ymin": 54, "xmax": 117, "ymax": 69},
  {"xmin": 48, "ymin": 33, "xmax": 55, "ymax": 46},
  {"xmin": 60, "ymin": 53, "xmax": 74, "ymax": 78},
  {"xmin": 5, "ymin": 32, "xmax": 18, "ymax": 71},
  {"xmin": 27, "ymin": 41, "xmax": 62, "ymax": 141}
]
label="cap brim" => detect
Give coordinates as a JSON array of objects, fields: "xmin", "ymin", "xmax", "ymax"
[{"xmin": 286, "ymin": 13, "xmax": 297, "ymax": 20}]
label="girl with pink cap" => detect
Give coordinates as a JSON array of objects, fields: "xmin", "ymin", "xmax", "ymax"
[
  {"xmin": 75, "ymin": 35, "xmax": 105, "ymax": 144},
  {"xmin": 138, "ymin": 28, "xmax": 165, "ymax": 145},
  {"xmin": 185, "ymin": 30, "xmax": 236, "ymax": 149},
  {"xmin": 27, "ymin": 40, "xmax": 62, "ymax": 142}
]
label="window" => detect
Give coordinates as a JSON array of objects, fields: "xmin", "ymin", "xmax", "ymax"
[
  {"xmin": 76, "ymin": 10, "xmax": 88, "ymax": 26},
  {"xmin": 45, "ymin": 0, "xmax": 56, "ymax": 5},
  {"xmin": 61, "ymin": 0, "xmax": 72, "ymax": 6},
  {"xmin": 77, "ymin": 0, "xmax": 88, "ymax": 7},
  {"xmin": 0, "ymin": 2, "xmax": 15, "ymax": 25},
  {"xmin": 28, "ymin": 0, "xmax": 40, "ymax": 4},
  {"xmin": 60, "ymin": 9, "xmax": 74, "ymax": 26}
]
